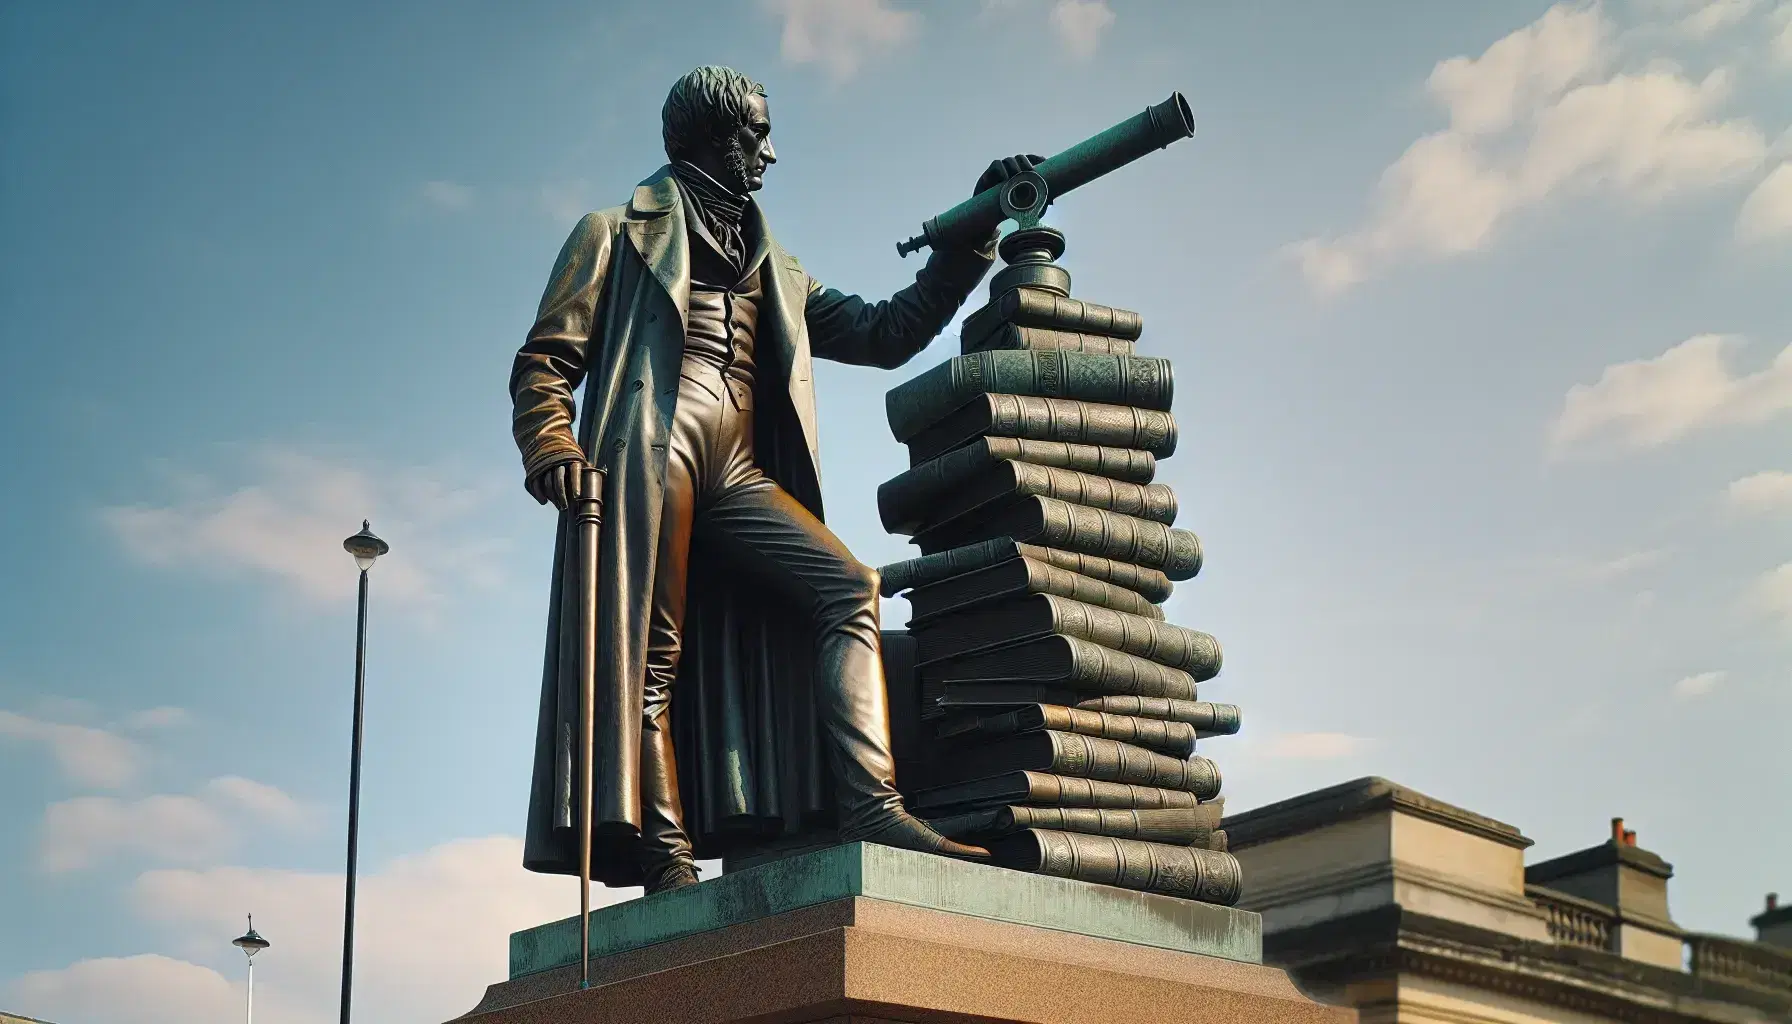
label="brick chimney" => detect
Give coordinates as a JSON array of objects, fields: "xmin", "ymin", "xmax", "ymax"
[
  {"xmin": 1527, "ymin": 817, "xmax": 1679, "ymax": 968},
  {"xmin": 1753, "ymin": 891, "xmax": 1792, "ymax": 950}
]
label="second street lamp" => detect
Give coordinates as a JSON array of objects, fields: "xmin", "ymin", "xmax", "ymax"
[{"xmin": 338, "ymin": 520, "xmax": 387, "ymax": 1024}]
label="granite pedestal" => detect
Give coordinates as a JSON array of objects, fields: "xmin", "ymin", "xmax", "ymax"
[{"xmin": 450, "ymin": 843, "xmax": 1352, "ymax": 1024}]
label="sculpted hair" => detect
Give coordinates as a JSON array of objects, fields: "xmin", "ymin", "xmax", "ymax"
[{"xmin": 662, "ymin": 66, "xmax": 766, "ymax": 162}]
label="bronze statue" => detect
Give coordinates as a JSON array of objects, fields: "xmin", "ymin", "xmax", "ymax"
[{"xmin": 510, "ymin": 65, "xmax": 1038, "ymax": 894}]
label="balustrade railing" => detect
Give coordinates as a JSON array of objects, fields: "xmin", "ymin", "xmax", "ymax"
[
  {"xmin": 1527, "ymin": 885, "xmax": 1616, "ymax": 953},
  {"xmin": 1686, "ymin": 932, "xmax": 1792, "ymax": 996}
]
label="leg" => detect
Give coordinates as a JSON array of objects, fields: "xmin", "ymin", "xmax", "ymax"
[
  {"xmin": 697, "ymin": 474, "xmax": 987, "ymax": 859},
  {"xmin": 636, "ymin": 397, "xmax": 707, "ymax": 893}
]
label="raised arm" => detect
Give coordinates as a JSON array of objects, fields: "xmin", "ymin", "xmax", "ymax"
[
  {"xmin": 803, "ymin": 154, "xmax": 1042, "ymax": 370},
  {"xmin": 509, "ymin": 211, "xmax": 615, "ymax": 508}
]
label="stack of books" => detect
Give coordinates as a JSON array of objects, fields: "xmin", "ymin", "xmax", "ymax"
[{"xmin": 878, "ymin": 285, "xmax": 1244, "ymax": 907}]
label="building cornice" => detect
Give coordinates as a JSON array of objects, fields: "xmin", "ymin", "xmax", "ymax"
[
  {"xmin": 1528, "ymin": 840, "xmax": 1674, "ymax": 884},
  {"xmin": 1224, "ymin": 776, "xmax": 1532, "ymax": 851}
]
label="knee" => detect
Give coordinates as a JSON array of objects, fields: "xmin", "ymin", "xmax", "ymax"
[{"xmin": 815, "ymin": 559, "xmax": 879, "ymax": 633}]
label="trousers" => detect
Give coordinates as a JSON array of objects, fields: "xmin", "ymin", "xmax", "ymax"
[{"xmin": 637, "ymin": 359, "xmax": 903, "ymax": 879}]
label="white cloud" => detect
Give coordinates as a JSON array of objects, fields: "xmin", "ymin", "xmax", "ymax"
[
  {"xmin": 101, "ymin": 449, "xmax": 507, "ymax": 611},
  {"xmin": 38, "ymin": 777, "xmax": 309, "ymax": 873},
  {"xmin": 1771, "ymin": 2, "xmax": 1792, "ymax": 63},
  {"xmin": 126, "ymin": 706, "xmax": 193, "ymax": 730},
  {"xmin": 1262, "ymin": 732, "xmax": 1370, "ymax": 759},
  {"xmin": 1049, "ymin": 1, "xmax": 1115, "ymax": 60},
  {"xmin": 1295, "ymin": 3, "xmax": 1767, "ymax": 294},
  {"xmin": 1751, "ymin": 561, "xmax": 1792, "ymax": 624},
  {"xmin": 1672, "ymin": 669, "xmax": 1726, "ymax": 698},
  {"xmin": 1673, "ymin": 0, "xmax": 1761, "ymax": 36},
  {"xmin": 1726, "ymin": 470, "xmax": 1792, "ymax": 512},
  {"xmin": 1550, "ymin": 334, "xmax": 1792, "ymax": 453},
  {"xmin": 1737, "ymin": 162, "xmax": 1792, "ymax": 240},
  {"xmin": 1581, "ymin": 547, "xmax": 1671, "ymax": 580},
  {"xmin": 0, "ymin": 709, "xmax": 140, "ymax": 788},
  {"xmin": 763, "ymin": 0, "xmax": 920, "ymax": 83},
  {"xmin": 418, "ymin": 180, "xmax": 474, "ymax": 211},
  {"xmin": 5, "ymin": 955, "xmax": 250, "ymax": 1024}
]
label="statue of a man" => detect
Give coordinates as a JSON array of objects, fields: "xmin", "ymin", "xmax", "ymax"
[{"xmin": 510, "ymin": 66, "xmax": 1033, "ymax": 893}]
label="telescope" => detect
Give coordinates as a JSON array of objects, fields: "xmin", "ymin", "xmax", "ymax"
[{"xmin": 897, "ymin": 92, "xmax": 1195, "ymax": 257}]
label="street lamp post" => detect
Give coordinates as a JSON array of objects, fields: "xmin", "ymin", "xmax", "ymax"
[
  {"xmin": 339, "ymin": 521, "xmax": 388, "ymax": 1024},
  {"xmin": 232, "ymin": 915, "xmax": 269, "ymax": 1024}
]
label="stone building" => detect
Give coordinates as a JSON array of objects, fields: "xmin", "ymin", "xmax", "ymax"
[{"xmin": 1225, "ymin": 777, "xmax": 1792, "ymax": 1023}]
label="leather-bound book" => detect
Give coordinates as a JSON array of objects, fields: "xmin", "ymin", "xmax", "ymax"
[
  {"xmin": 919, "ymin": 635, "xmax": 1200, "ymax": 701},
  {"xmin": 1074, "ymin": 696, "xmax": 1240, "ymax": 735},
  {"xmin": 927, "ymin": 730, "xmax": 1221, "ymax": 797},
  {"xmin": 905, "ymin": 394, "xmax": 1178, "ymax": 465},
  {"xmin": 989, "ymin": 829, "xmax": 1244, "ymax": 905},
  {"xmin": 926, "ymin": 804, "xmax": 1221, "ymax": 847},
  {"xmin": 880, "ymin": 439, "xmax": 1157, "ymax": 534},
  {"xmin": 912, "ymin": 594, "xmax": 1222, "ymax": 679},
  {"xmin": 958, "ymin": 288, "xmax": 1145, "ymax": 350},
  {"xmin": 936, "ymin": 703, "xmax": 1198, "ymax": 758},
  {"xmin": 879, "ymin": 537, "xmax": 1174, "ymax": 604},
  {"xmin": 913, "ymin": 496, "xmax": 1204, "ymax": 581},
  {"xmin": 890, "ymin": 460, "xmax": 1178, "ymax": 537},
  {"xmin": 1206, "ymin": 829, "xmax": 1229, "ymax": 853},
  {"xmin": 887, "ymin": 351, "xmax": 1172, "ymax": 442},
  {"xmin": 904, "ymin": 556, "xmax": 1164, "ymax": 622},
  {"xmin": 909, "ymin": 770, "xmax": 1203, "ymax": 815},
  {"xmin": 964, "ymin": 324, "xmax": 1137, "ymax": 356}
]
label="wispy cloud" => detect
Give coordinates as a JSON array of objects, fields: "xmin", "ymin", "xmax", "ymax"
[
  {"xmin": 100, "ymin": 448, "xmax": 509, "ymax": 612},
  {"xmin": 763, "ymin": 0, "xmax": 920, "ymax": 83},
  {"xmin": 1726, "ymin": 470, "xmax": 1792, "ymax": 512},
  {"xmin": 1549, "ymin": 334, "xmax": 1792, "ymax": 455},
  {"xmin": 1294, "ymin": 2, "xmax": 1769, "ymax": 294},
  {"xmin": 1262, "ymin": 732, "xmax": 1371, "ymax": 760},
  {"xmin": 0, "ymin": 710, "xmax": 141, "ymax": 788},
  {"xmin": 418, "ymin": 179, "xmax": 474, "ymax": 212},
  {"xmin": 1672, "ymin": 0, "xmax": 1761, "ymax": 37},
  {"xmin": 1737, "ymin": 162, "xmax": 1792, "ymax": 241},
  {"xmin": 38, "ymin": 776, "xmax": 313, "ymax": 873},
  {"xmin": 1672, "ymin": 669, "xmax": 1727, "ymax": 698},
  {"xmin": 983, "ymin": 0, "xmax": 1116, "ymax": 60},
  {"xmin": 1750, "ymin": 561, "xmax": 1792, "ymax": 626}
]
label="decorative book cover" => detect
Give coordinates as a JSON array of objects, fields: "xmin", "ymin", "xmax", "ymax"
[
  {"xmin": 989, "ymin": 828, "xmax": 1244, "ymax": 905},
  {"xmin": 958, "ymin": 287, "xmax": 1145, "ymax": 349},
  {"xmin": 911, "ymin": 593, "xmax": 1222, "ymax": 679},
  {"xmin": 887, "ymin": 350, "xmax": 1173, "ymax": 443},
  {"xmin": 925, "ymin": 803, "xmax": 1220, "ymax": 846},
  {"xmin": 908, "ymin": 770, "xmax": 1205, "ymax": 815},
  {"xmin": 936, "ymin": 703, "xmax": 1199, "ymax": 758},
  {"xmin": 906, "ymin": 394, "xmax": 1178, "ymax": 465},
  {"xmin": 964, "ymin": 324, "xmax": 1137, "ymax": 356},
  {"xmin": 904, "ymin": 555, "xmax": 1165, "ymax": 622},
  {"xmin": 919, "ymin": 635, "xmax": 1201, "ymax": 702},
  {"xmin": 926, "ymin": 730, "xmax": 1222, "ymax": 797},
  {"xmin": 912, "ymin": 496, "xmax": 1204, "ymax": 581},
  {"xmin": 880, "ymin": 537, "xmax": 1175, "ymax": 604}
]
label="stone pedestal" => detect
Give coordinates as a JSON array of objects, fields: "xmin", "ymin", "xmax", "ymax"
[{"xmin": 450, "ymin": 844, "xmax": 1352, "ymax": 1024}]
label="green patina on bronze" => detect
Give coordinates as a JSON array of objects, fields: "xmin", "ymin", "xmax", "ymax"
[{"xmin": 508, "ymin": 842, "xmax": 1262, "ymax": 978}]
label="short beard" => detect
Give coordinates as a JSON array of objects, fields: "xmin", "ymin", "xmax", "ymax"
[{"xmin": 721, "ymin": 138, "xmax": 753, "ymax": 194}]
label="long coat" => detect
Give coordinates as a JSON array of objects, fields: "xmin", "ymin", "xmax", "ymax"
[{"xmin": 511, "ymin": 166, "xmax": 992, "ymax": 882}]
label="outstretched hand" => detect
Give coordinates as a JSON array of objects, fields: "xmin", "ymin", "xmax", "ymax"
[
  {"xmin": 975, "ymin": 154, "xmax": 1045, "ymax": 197},
  {"xmin": 526, "ymin": 458, "xmax": 587, "ymax": 511}
]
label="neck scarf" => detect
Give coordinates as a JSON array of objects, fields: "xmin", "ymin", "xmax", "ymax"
[{"xmin": 672, "ymin": 159, "xmax": 749, "ymax": 270}]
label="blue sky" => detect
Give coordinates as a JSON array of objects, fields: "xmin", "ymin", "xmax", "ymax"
[{"xmin": 2, "ymin": 1, "xmax": 1788, "ymax": 1021}]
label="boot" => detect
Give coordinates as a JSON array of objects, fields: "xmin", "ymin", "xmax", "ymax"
[
  {"xmin": 637, "ymin": 712, "xmax": 701, "ymax": 888},
  {"xmin": 818, "ymin": 626, "xmax": 989, "ymax": 861}
]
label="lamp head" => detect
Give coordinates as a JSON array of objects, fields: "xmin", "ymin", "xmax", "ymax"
[
  {"xmin": 232, "ymin": 914, "xmax": 269, "ymax": 958},
  {"xmin": 342, "ymin": 520, "xmax": 389, "ymax": 571}
]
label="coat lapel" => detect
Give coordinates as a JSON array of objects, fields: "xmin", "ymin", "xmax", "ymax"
[{"xmin": 624, "ymin": 167, "xmax": 689, "ymax": 325}]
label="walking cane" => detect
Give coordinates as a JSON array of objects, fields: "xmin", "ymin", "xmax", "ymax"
[{"xmin": 572, "ymin": 463, "xmax": 605, "ymax": 991}]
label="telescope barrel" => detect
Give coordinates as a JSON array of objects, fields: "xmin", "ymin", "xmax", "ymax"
[{"xmin": 897, "ymin": 92, "xmax": 1194, "ymax": 257}]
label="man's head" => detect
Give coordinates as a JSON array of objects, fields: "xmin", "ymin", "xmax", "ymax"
[{"xmin": 662, "ymin": 66, "xmax": 776, "ymax": 194}]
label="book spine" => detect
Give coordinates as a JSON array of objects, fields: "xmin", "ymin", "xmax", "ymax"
[
  {"xmin": 887, "ymin": 352, "xmax": 1174, "ymax": 442},
  {"xmin": 1005, "ymin": 806, "xmax": 1217, "ymax": 846},
  {"xmin": 1037, "ymin": 705, "xmax": 1198, "ymax": 758},
  {"xmin": 1048, "ymin": 731, "xmax": 1222, "ymax": 797},
  {"xmin": 1013, "ymin": 543, "xmax": 1174, "ymax": 604},
  {"xmin": 1042, "ymin": 596, "xmax": 1221, "ymax": 677},
  {"xmin": 1060, "ymin": 636, "xmax": 1202, "ymax": 700},
  {"xmin": 985, "ymin": 395, "xmax": 1179, "ymax": 458},
  {"xmin": 1010, "ymin": 464, "xmax": 1178, "ymax": 525},
  {"xmin": 878, "ymin": 538, "xmax": 1018, "ymax": 596},
  {"xmin": 1023, "ymin": 560, "xmax": 1163, "ymax": 621},
  {"xmin": 982, "ymin": 437, "xmax": 1156, "ymax": 484},
  {"xmin": 1000, "ymin": 290, "xmax": 1145, "ymax": 340},
  {"xmin": 966, "ymin": 325, "xmax": 1138, "ymax": 356},
  {"xmin": 1017, "ymin": 773, "xmax": 1202, "ymax": 810},
  {"xmin": 1023, "ymin": 830, "xmax": 1243, "ymax": 904},
  {"xmin": 1073, "ymin": 698, "xmax": 1242, "ymax": 735},
  {"xmin": 1017, "ymin": 498, "xmax": 1204, "ymax": 581}
]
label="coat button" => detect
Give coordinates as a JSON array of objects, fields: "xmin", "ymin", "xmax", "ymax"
[{"xmin": 632, "ymin": 380, "xmax": 644, "ymax": 391}]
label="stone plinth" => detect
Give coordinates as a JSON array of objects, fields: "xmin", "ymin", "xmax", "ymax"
[{"xmin": 451, "ymin": 843, "xmax": 1352, "ymax": 1024}]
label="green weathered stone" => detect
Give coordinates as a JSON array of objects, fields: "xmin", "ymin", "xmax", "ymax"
[{"xmin": 509, "ymin": 842, "xmax": 1261, "ymax": 978}]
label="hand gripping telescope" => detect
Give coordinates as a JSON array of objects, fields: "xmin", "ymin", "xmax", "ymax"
[{"xmin": 897, "ymin": 92, "xmax": 1195, "ymax": 257}]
